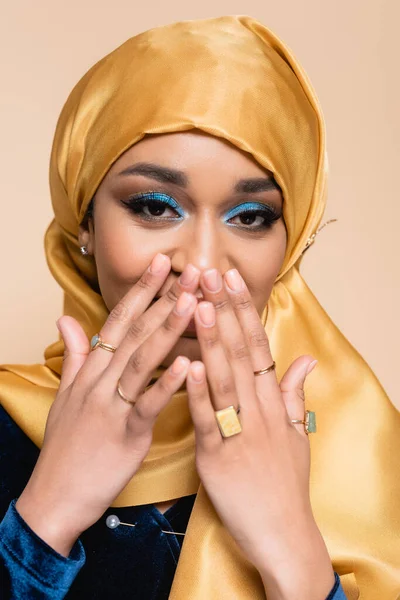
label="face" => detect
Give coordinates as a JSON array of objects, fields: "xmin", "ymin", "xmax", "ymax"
[{"xmin": 79, "ymin": 131, "xmax": 287, "ymax": 366}]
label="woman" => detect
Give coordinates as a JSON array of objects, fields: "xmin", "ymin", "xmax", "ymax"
[{"xmin": 0, "ymin": 15, "xmax": 399, "ymax": 600}]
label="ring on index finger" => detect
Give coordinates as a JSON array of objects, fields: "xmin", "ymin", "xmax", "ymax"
[{"xmin": 90, "ymin": 333, "xmax": 117, "ymax": 354}]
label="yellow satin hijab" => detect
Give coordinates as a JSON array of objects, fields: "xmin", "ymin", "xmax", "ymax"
[{"xmin": 1, "ymin": 15, "xmax": 399, "ymax": 599}]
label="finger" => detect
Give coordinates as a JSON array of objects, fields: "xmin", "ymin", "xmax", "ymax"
[
  {"xmin": 224, "ymin": 268, "xmax": 280, "ymax": 402},
  {"xmin": 81, "ymin": 253, "xmax": 170, "ymax": 376},
  {"xmin": 279, "ymin": 355, "xmax": 317, "ymax": 437},
  {"xmin": 186, "ymin": 361, "xmax": 222, "ymax": 452},
  {"xmin": 199, "ymin": 269, "xmax": 256, "ymax": 408},
  {"xmin": 114, "ymin": 263, "xmax": 200, "ymax": 367},
  {"xmin": 111, "ymin": 291, "xmax": 197, "ymax": 403},
  {"xmin": 85, "ymin": 260, "xmax": 200, "ymax": 375},
  {"xmin": 57, "ymin": 316, "xmax": 90, "ymax": 393},
  {"xmin": 127, "ymin": 355, "xmax": 190, "ymax": 435},
  {"xmin": 193, "ymin": 301, "xmax": 239, "ymax": 412},
  {"xmin": 103, "ymin": 252, "xmax": 171, "ymax": 338}
]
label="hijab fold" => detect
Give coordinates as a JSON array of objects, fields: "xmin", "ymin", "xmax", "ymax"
[{"xmin": 1, "ymin": 16, "xmax": 399, "ymax": 599}]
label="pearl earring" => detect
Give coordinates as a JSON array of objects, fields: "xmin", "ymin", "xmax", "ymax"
[{"xmin": 80, "ymin": 246, "xmax": 89, "ymax": 255}]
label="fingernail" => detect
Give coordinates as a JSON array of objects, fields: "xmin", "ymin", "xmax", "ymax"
[
  {"xmin": 225, "ymin": 269, "xmax": 244, "ymax": 292},
  {"xmin": 176, "ymin": 292, "xmax": 195, "ymax": 315},
  {"xmin": 171, "ymin": 356, "xmax": 189, "ymax": 375},
  {"xmin": 150, "ymin": 253, "xmax": 168, "ymax": 274},
  {"xmin": 179, "ymin": 264, "xmax": 199, "ymax": 286},
  {"xmin": 203, "ymin": 269, "xmax": 222, "ymax": 292},
  {"xmin": 306, "ymin": 359, "xmax": 318, "ymax": 375},
  {"xmin": 198, "ymin": 302, "xmax": 215, "ymax": 326},
  {"xmin": 191, "ymin": 362, "xmax": 205, "ymax": 382},
  {"xmin": 56, "ymin": 318, "xmax": 62, "ymax": 332}
]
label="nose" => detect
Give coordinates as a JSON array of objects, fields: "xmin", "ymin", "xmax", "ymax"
[{"xmin": 170, "ymin": 215, "xmax": 231, "ymax": 280}]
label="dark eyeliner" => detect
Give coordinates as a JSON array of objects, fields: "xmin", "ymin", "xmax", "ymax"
[
  {"xmin": 121, "ymin": 191, "xmax": 185, "ymax": 220},
  {"xmin": 224, "ymin": 201, "xmax": 281, "ymax": 231},
  {"xmin": 121, "ymin": 193, "xmax": 281, "ymax": 231}
]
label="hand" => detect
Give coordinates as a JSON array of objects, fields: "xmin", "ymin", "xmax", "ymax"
[
  {"xmin": 185, "ymin": 268, "xmax": 335, "ymax": 599},
  {"xmin": 16, "ymin": 256, "xmax": 200, "ymax": 556}
]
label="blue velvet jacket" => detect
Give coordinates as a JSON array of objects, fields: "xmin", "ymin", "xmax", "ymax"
[{"xmin": 0, "ymin": 405, "xmax": 347, "ymax": 599}]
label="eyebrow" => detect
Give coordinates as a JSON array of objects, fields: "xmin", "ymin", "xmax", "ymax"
[
  {"xmin": 117, "ymin": 163, "xmax": 188, "ymax": 187},
  {"xmin": 117, "ymin": 162, "xmax": 281, "ymax": 193},
  {"xmin": 234, "ymin": 177, "xmax": 281, "ymax": 194}
]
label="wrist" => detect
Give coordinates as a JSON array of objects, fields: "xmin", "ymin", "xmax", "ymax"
[
  {"xmin": 260, "ymin": 562, "xmax": 335, "ymax": 600},
  {"xmin": 16, "ymin": 488, "xmax": 82, "ymax": 558},
  {"xmin": 257, "ymin": 523, "xmax": 335, "ymax": 600}
]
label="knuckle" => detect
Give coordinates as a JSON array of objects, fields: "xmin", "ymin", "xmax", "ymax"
[
  {"xmin": 161, "ymin": 315, "xmax": 176, "ymax": 334},
  {"xmin": 134, "ymin": 399, "xmax": 152, "ymax": 421},
  {"xmin": 232, "ymin": 291, "xmax": 252, "ymax": 311},
  {"xmin": 108, "ymin": 301, "xmax": 131, "ymax": 325},
  {"xmin": 216, "ymin": 375, "xmax": 235, "ymax": 397},
  {"xmin": 248, "ymin": 328, "xmax": 270, "ymax": 350},
  {"xmin": 227, "ymin": 341, "xmax": 249, "ymax": 362},
  {"xmin": 203, "ymin": 334, "xmax": 219, "ymax": 350},
  {"xmin": 295, "ymin": 386, "xmax": 306, "ymax": 402},
  {"xmin": 196, "ymin": 423, "xmax": 216, "ymax": 441},
  {"xmin": 136, "ymin": 272, "xmax": 152, "ymax": 291},
  {"xmin": 126, "ymin": 318, "xmax": 147, "ymax": 342},
  {"xmin": 165, "ymin": 286, "xmax": 179, "ymax": 304},
  {"xmin": 190, "ymin": 388, "xmax": 204, "ymax": 402},
  {"xmin": 156, "ymin": 375, "xmax": 171, "ymax": 396},
  {"xmin": 213, "ymin": 298, "xmax": 230, "ymax": 313},
  {"xmin": 127, "ymin": 348, "xmax": 144, "ymax": 373}
]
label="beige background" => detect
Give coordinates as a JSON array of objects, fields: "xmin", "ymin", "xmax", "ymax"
[{"xmin": 0, "ymin": 1, "xmax": 398, "ymax": 408}]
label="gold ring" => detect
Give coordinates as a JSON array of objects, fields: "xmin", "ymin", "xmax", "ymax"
[
  {"xmin": 117, "ymin": 380, "xmax": 136, "ymax": 406},
  {"xmin": 254, "ymin": 361, "xmax": 276, "ymax": 376},
  {"xmin": 291, "ymin": 410, "xmax": 316, "ymax": 434},
  {"xmin": 215, "ymin": 405, "xmax": 242, "ymax": 438},
  {"xmin": 90, "ymin": 334, "xmax": 117, "ymax": 353}
]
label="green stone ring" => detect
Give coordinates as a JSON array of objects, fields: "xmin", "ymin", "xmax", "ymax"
[
  {"xmin": 291, "ymin": 410, "xmax": 316, "ymax": 434},
  {"xmin": 90, "ymin": 334, "xmax": 117, "ymax": 354}
]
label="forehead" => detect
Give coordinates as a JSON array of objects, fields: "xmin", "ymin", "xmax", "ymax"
[{"xmin": 106, "ymin": 131, "xmax": 272, "ymax": 181}]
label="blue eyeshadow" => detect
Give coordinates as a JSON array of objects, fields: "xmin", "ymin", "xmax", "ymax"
[{"xmin": 224, "ymin": 202, "xmax": 272, "ymax": 220}]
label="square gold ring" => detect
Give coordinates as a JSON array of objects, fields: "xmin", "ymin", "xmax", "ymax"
[{"xmin": 214, "ymin": 405, "xmax": 242, "ymax": 438}]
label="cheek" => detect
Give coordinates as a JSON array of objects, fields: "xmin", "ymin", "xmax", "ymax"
[
  {"xmin": 240, "ymin": 225, "xmax": 287, "ymax": 314},
  {"xmin": 92, "ymin": 209, "xmax": 161, "ymax": 308}
]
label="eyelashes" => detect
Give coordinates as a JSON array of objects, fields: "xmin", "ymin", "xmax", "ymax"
[
  {"xmin": 121, "ymin": 192, "xmax": 185, "ymax": 220},
  {"xmin": 120, "ymin": 191, "xmax": 282, "ymax": 232},
  {"xmin": 223, "ymin": 202, "xmax": 281, "ymax": 230}
]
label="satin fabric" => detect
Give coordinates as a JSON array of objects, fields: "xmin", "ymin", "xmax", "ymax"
[{"xmin": 1, "ymin": 15, "xmax": 399, "ymax": 599}]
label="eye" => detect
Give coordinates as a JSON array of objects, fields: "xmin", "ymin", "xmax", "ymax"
[
  {"xmin": 121, "ymin": 192, "xmax": 184, "ymax": 221},
  {"xmin": 224, "ymin": 202, "xmax": 281, "ymax": 231}
]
